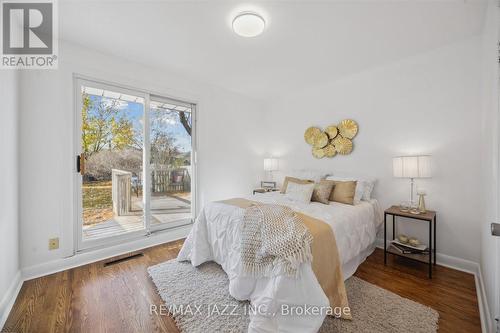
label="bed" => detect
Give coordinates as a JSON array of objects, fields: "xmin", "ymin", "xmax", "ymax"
[{"xmin": 177, "ymin": 191, "xmax": 383, "ymax": 333}]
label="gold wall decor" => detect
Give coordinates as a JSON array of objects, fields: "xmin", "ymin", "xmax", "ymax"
[
  {"xmin": 304, "ymin": 127, "xmax": 321, "ymax": 145},
  {"xmin": 323, "ymin": 144, "xmax": 337, "ymax": 157},
  {"xmin": 338, "ymin": 119, "xmax": 358, "ymax": 139},
  {"xmin": 312, "ymin": 147, "xmax": 326, "ymax": 159},
  {"xmin": 304, "ymin": 119, "xmax": 358, "ymax": 159},
  {"xmin": 324, "ymin": 125, "xmax": 338, "ymax": 139},
  {"xmin": 312, "ymin": 132, "xmax": 329, "ymax": 148}
]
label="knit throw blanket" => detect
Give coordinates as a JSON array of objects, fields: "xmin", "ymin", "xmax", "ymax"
[{"xmin": 241, "ymin": 203, "xmax": 313, "ymax": 277}]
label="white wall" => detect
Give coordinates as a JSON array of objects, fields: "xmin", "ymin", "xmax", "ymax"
[
  {"xmin": 0, "ymin": 71, "xmax": 20, "ymax": 323},
  {"xmin": 480, "ymin": 0, "xmax": 500, "ymax": 328},
  {"xmin": 264, "ymin": 36, "xmax": 482, "ymax": 263},
  {"xmin": 18, "ymin": 41, "xmax": 265, "ymax": 268}
]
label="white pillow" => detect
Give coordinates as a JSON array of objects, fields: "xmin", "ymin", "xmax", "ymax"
[
  {"xmin": 327, "ymin": 173, "xmax": 376, "ymax": 201},
  {"xmin": 284, "ymin": 182, "xmax": 315, "ymax": 204},
  {"xmin": 287, "ymin": 170, "xmax": 327, "ymax": 183},
  {"xmin": 361, "ymin": 179, "xmax": 376, "ymax": 200}
]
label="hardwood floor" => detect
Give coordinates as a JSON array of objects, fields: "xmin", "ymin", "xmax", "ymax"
[
  {"xmin": 2, "ymin": 242, "xmax": 481, "ymax": 333},
  {"xmin": 356, "ymin": 249, "xmax": 481, "ymax": 333},
  {"xmin": 2, "ymin": 241, "xmax": 183, "ymax": 333}
]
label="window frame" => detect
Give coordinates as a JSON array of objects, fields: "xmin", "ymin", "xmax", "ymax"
[{"xmin": 73, "ymin": 75, "xmax": 197, "ymax": 252}]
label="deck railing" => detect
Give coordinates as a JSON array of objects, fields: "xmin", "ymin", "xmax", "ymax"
[
  {"xmin": 112, "ymin": 166, "xmax": 191, "ymax": 216},
  {"xmin": 112, "ymin": 169, "xmax": 132, "ymax": 216},
  {"xmin": 151, "ymin": 167, "xmax": 191, "ymax": 193}
]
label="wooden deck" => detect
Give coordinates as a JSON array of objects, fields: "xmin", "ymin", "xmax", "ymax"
[{"xmin": 83, "ymin": 195, "xmax": 191, "ymax": 240}]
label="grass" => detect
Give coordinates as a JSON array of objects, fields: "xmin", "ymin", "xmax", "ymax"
[
  {"xmin": 83, "ymin": 180, "xmax": 113, "ymax": 226},
  {"xmin": 82, "ymin": 180, "xmax": 191, "ymax": 226}
]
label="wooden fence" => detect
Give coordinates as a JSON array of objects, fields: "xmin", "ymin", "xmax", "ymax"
[
  {"xmin": 151, "ymin": 167, "xmax": 191, "ymax": 193},
  {"xmin": 112, "ymin": 166, "xmax": 191, "ymax": 216},
  {"xmin": 128, "ymin": 166, "xmax": 191, "ymax": 194}
]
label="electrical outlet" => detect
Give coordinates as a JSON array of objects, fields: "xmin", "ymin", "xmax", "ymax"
[{"xmin": 49, "ymin": 237, "xmax": 59, "ymax": 250}]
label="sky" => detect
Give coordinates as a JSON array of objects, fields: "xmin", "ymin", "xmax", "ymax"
[{"xmin": 87, "ymin": 94, "xmax": 192, "ymax": 153}]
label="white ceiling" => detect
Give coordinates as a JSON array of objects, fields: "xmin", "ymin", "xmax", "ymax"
[{"xmin": 60, "ymin": 1, "xmax": 487, "ymax": 101}]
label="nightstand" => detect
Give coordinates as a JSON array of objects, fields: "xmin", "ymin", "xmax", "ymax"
[
  {"xmin": 253, "ymin": 188, "xmax": 280, "ymax": 195},
  {"xmin": 384, "ymin": 206, "xmax": 437, "ymax": 278}
]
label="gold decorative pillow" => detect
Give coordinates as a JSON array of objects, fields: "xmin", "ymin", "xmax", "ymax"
[
  {"xmin": 281, "ymin": 176, "xmax": 314, "ymax": 193},
  {"xmin": 311, "ymin": 180, "xmax": 335, "ymax": 204},
  {"xmin": 329, "ymin": 180, "xmax": 357, "ymax": 205}
]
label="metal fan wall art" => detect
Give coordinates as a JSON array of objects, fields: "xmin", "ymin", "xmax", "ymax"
[{"xmin": 304, "ymin": 119, "xmax": 358, "ymax": 159}]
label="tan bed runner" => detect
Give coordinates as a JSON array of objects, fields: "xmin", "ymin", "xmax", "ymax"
[{"xmin": 218, "ymin": 198, "xmax": 351, "ymax": 319}]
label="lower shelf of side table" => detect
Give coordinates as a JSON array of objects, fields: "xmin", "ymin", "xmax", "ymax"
[{"xmin": 386, "ymin": 244, "xmax": 431, "ymax": 264}]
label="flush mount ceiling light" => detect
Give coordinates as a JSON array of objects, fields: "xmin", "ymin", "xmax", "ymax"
[{"xmin": 232, "ymin": 12, "xmax": 265, "ymax": 37}]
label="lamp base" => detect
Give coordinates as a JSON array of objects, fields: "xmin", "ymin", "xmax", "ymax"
[{"xmin": 409, "ymin": 177, "xmax": 415, "ymax": 204}]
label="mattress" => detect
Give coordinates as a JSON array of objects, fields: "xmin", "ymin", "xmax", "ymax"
[
  {"xmin": 177, "ymin": 192, "xmax": 383, "ymax": 332},
  {"xmin": 251, "ymin": 191, "xmax": 383, "ymax": 278}
]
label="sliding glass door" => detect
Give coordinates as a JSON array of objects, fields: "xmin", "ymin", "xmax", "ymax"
[
  {"xmin": 75, "ymin": 78, "xmax": 195, "ymax": 250},
  {"xmin": 149, "ymin": 97, "xmax": 193, "ymax": 230}
]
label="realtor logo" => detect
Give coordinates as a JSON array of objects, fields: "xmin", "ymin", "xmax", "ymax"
[{"xmin": 1, "ymin": 0, "xmax": 58, "ymax": 69}]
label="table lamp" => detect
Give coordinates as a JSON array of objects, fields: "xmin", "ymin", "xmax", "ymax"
[
  {"xmin": 393, "ymin": 155, "xmax": 432, "ymax": 205},
  {"xmin": 263, "ymin": 158, "xmax": 279, "ymax": 181}
]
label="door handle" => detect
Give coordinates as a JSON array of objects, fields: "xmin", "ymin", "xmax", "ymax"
[
  {"xmin": 492, "ymin": 223, "xmax": 500, "ymax": 237},
  {"xmin": 76, "ymin": 154, "xmax": 85, "ymax": 175}
]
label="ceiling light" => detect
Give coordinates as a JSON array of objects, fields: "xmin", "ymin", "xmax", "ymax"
[{"xmin": 232, "ymin": 12, "xmax": 265, "ymax": 37}]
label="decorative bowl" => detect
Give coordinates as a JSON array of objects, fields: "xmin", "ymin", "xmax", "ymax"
[
  {"xmin": 409, "ymin": 238, "xmax": 420, "ymax": 247},
  {"xmin": 398, "ymin": 234, "xmax": 409, "ymax": 244}
]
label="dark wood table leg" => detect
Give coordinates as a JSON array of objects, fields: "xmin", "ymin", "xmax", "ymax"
[
  {"xmin": 384, "ymin": 213, "xmax": 387, "ymax": 265},
  {"xmin": 392, "ymin": 215, "xmax": 396, "ymax": 242},
  {"xmin": 429, "ymin": 219, "xmax": 432, "ymax": 279},
  {"xmin": 433, "ymin": 216, "xmax": 437, "ymax": 265}
]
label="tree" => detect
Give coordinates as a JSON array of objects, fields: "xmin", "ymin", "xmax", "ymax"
[
  {"xmin": 179, "ymin": 111, "xmax": 191, "ymax": 136},
  {"xmin": 149, "ymin": 110, "xmax": 181, "ymax": 166},
  {"xmin": 111, "ymin": 117, "xmax": 135, "ymax": 150},
  {"xmin": 81, "ymin": 94, "xmax": 136, "ymax": 155},
  {"xmin": 82, "ymin": 94, "xmax": 190, "ymax": 174}
]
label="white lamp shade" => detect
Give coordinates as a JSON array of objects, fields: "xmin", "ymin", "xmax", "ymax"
[
  {"xmin": 263, "ymin": 158, "xmax": 279, "ymax": 171},
  {"xmin": 393, "ymin": 155, "xmax": 431, "ymax": 178}
]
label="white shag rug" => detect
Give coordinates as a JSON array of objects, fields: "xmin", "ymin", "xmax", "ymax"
[{"xmin": 148, "ymin": 260, "xmax": 439, "ymax": 333}]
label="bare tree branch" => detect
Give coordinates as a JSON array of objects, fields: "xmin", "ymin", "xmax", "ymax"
[{"xmin": 179, "ymin": 111, "xmax": 191, "ymax": 136}]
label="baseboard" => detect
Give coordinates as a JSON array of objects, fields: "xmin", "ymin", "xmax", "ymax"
[
  {"xmin": 438, "ymin": 253, "xmax": 493, "ymax": 333},
  {"xmin": 1, "ymin": 226, "xmax": 191, "ymax": 329},
  {"xmin": 0, "ymin": 270, "xmax": 23, "ymax": 330},
  {"xmin": 22, "ymin": 225, "xmax": 191, "ymax": 281},
  {"xmin": 475, "ymin": 264, "xmax": 494, "ymax": 333},
  {"xmin": 376, "ymin": 237, "xmax": 492, "ymax": 332}
]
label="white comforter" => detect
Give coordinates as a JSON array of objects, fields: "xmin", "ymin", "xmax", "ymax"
[{"xmin": 177, "ymin": 192, "xmax": 383, "ymax": 333}]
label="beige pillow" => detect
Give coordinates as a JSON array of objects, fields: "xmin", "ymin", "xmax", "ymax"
[
  {"xmin": 329, "ymin": 180, "xmax": 357, "ymax": 205},
  {"xmin": 311, "ymin": 180, "xmax": 335, "ymax": 204},
  {"xmin": 281, "ymin": 176, "xmax": 314, "ymax": 193}
]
